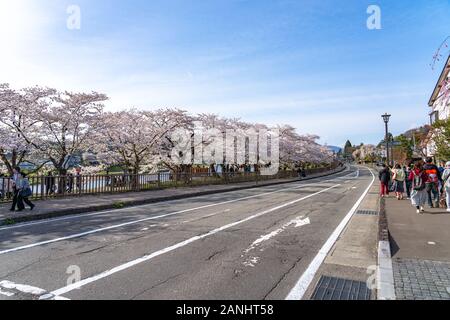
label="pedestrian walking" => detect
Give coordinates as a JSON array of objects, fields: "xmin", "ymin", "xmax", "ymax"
[
  {"xmin": 67, "ymin": 173, "xmax": 74, "ymax": 193},
  {"xmin": 438, "ymin": 160, "xmax": 446, "ymax": 176},
  {"xmin": 392, "ymin": 164, "xmax": 405, "ymax": 200},
  {"xmin": 379, "ymin": 164, "xmax": 391, "ymax": 197},
  {"xmin": 45, "ymin": 172, "xmax": 55, "ymax": 195},
  {"xmin": 404, "ymin": 165, "xmax": 412, "ymax": 199},
  {"xmin": 9, "ymin": 167, "xmax": 24, "ymax": 212},
  {"xmin": 409, "ymin": 162, "xmax": 428, "ymax": 214},
  {"xmin": 442, "ymin": 161, "xmax": 450, "ymax": 212},
  {"xmin": 75, "ymin": 172, "xmax": 82, "ymax": 192},
  {"xmin": 423, "ymin": 157, "xmax": 442, "ymax": 208},
  {"xmin": 17, "ymin": 172, "xmax": 35, "ymax": 211},
  {"xmin": 0, "ymin": 174, "xmax": 7, "ymax": 200}
]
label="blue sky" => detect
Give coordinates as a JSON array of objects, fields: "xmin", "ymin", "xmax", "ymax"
[{"xmin": 1, "ymin": 0, "xmax": 449, "ymax": 148}]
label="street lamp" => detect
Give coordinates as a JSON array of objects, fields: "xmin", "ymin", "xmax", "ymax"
[
  {"xmin": 382, "ymin": 113, "xmax": 391, "ymax": 166},
  {"xmin": 412, "ymin": 129, "xmax": 421, "ymax": 158}
]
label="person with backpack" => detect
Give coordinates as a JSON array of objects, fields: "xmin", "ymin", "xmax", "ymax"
[
  {"xmin": 409, "ymin": 162, "xmax": 429, "ymax": 214},
  {"xmin": 16, "ymin": 172, "xmax": 35, "ymax": 212},
  {"xmin": 379, "ymin": 164, "xmax": 391, "ymax": 197},
  {"xmin": 392, "ymin": 164, "xmax": 406, "ymax": 200},
  {"xmin": 423, "ymin": 157, "xmax": 442, "ymax": 208},
  {"xmin": 442, "ymin": 161, "xmax": 450, "ymax": 212}
]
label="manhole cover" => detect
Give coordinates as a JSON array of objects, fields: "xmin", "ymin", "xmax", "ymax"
[
  {"xmin": 311, "ymin": 276, "xmax": 372, "ymax": 300},
  {"xmin": 356, "ymin": 210, "xmax": 379, "ymax": 216}
]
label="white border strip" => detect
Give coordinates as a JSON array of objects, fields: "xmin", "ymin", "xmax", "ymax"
[
  {"xmin": 377, "ymin": 240, "xmax": 396, "ymax": 300},
  {"xmin": 0, "ymin": 280, "xmax": 70, "ymax": 300},
  {"xmin": 49, "ymin": 184, "xmax": 341, "ymax": 298},
  {"xmin": 285, "ymin": 167, "xmax": 375, "ymax": 300}
]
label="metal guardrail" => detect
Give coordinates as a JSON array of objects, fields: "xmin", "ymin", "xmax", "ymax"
[{"xmin": 0, "ymin": 165, "xmax": 341, "ymax": 203}]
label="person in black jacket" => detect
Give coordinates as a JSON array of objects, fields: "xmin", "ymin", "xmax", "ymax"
[{"xmin": 379, "ymin": 164, "xmax": 391, "ymax": 197}]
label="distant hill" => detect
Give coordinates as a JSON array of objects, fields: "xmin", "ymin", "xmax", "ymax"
[{"xmin": 327, "ymin": 146, "xmax": 342, "ymax": 154}]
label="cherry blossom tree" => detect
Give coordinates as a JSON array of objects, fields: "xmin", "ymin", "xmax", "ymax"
[
  {"xmin": 95, "ymin": 108, "xmax": 191, "ymax": 174},
  {"xmin": 431, "ymin": 36, "xmax": 450, "ymax": 106},
  {"xmin": 2, "ymin": 84, "xmax": 335, "ymax": 178},
  {"xmin": 0, "ymin": 84, "xmax": 55, "ymax": 175},
  {"xmin": 22, "ymin": 90, "xmax": 108, "ymax": 175},
  {"xmin": 431, "ymin": 36, "xmax": 449, "ymax": 70},
  {"xmin": 278, "ymin": 125, "xmax": 333, "ymax": 169}
]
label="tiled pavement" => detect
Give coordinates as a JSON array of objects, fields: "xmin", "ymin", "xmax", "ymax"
[
  {"xmin": 385, "ymin": 196, "xmax": 450, "ymax": 300},
  {"xmin": 393, "ymin": 258, "xmax": 450, "ymax": 300}
]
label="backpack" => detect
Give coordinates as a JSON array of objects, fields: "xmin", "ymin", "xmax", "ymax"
[
  {"xmin": 20, "ymin": 187, "xmax": 32, "ymax": 198},
  {"xmin": 425, "ymin": 167, "xmax": 439, "ymax": 184},
  {"xmin": 413, "ymin": 172, "xmax": 426, "ymax": 191}
]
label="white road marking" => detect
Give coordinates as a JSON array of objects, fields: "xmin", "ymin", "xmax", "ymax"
[
  {"xmin": 285, "ymin": 167, "xmax": 375, "ymax": 300},
  {"xmin": 0, "ymin": 280, "xmax": 47, "ymax": 296},
  {"xmin": 53, "ymin": 296, "xmax": 71, "ymax": 300},
  {"xmin": 0, "ymin": 179, "xmax": 344, "ymax": 256},
  {"xmin": 48, "ymin": 184, "xmax": 341, "ymax": 297},
  {"xmin": 39, "ymin": 293, "xmax": 71, "ymax": 300},
  {"xmin": 290, "ymin": 217, "xmax": 311, "ymax": 228},
  {"xmin": 243, "ymin": 257, "xmax": 260, "ymax": 267},
  {"xmin": 243, "ymin": 217, "xmax": 310, "ymax": 254},
  {"xmin": 0, "ymin": 281, "xmax": 70, "ymax": 300},
  {"xmin": 0, "ymin": 168, "xmax": 355, "ymax": 232},
  {"xmin": 0, "ymin": 289, "xmax": 14, "ymax": 297}
]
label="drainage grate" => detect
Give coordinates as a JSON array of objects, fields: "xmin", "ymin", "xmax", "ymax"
[
  {"xmin": 311, "ymin": 276, "xmax": 372, "ymax": 300},
  {"xmin": 356, "ymin": 210, "xmax": 379, "ymax": 216}
]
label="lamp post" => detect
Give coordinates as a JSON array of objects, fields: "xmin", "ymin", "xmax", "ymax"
[
  {"xmin": 412, "ymin": 129, "xmax": 420, "ymax": 158},
  {"xmin": 382, "ymin": 113, "xmax": 391, "ymax": 166}
]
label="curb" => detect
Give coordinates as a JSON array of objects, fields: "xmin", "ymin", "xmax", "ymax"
[
  {"xmin": 377, "ymin": 197, "xmax": 396, "ymax": 300},
  {"xmin": 0, "ymin": 166, "xmax": 346, "ymax": 226}
]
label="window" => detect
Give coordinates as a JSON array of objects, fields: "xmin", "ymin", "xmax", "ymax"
[{"xmin": 430, "ymin": 110, "xmax": 439, "ymax": 124}]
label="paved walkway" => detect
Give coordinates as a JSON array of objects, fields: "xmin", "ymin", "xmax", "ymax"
[
  {"xmin": 0, "ymin": 167, "xmax": 345, "ymax": 225},
  {"xmin": 385, "ymin": 197, "xmax": 450, "ymax": 300}
]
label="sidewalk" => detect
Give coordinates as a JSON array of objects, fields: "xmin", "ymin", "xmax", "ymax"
[
  {"xmin": 0, "ymin": 167, "xmax": 346, "ymax": 226},
  {"xmin": 385, "ymin": 197, "xmax": 450, "ymax": 300}
]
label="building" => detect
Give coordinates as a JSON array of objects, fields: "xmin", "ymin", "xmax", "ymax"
[{"xmin": 425, "ymin": 55, "xmax": 450, "ymax": 157}]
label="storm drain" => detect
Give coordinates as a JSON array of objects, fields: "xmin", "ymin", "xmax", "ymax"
[
  {"xmin": 356, "ymin": 210, "xmax": 379, "ymax": 216},
  {"xmin": 311, "ymin": 276, "xmax": 372, "ymax": 300}
]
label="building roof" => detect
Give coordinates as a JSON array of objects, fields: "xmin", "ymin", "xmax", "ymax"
[{"xmin": 429, "ymin": 55, "xmax": 450, "ymax": 107}]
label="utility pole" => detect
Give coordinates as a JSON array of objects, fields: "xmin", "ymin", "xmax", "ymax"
[{"xmin": 382, "ymin": 113, "xmax": 391, "ymax": 166}]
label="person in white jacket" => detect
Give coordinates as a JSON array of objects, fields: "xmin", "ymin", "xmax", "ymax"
[{"xmin": 442, "ymin": 161, "xmax": 450, "ymax": 213}]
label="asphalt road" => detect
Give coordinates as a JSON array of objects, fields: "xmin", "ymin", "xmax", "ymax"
[{"xmin": 0, "ymin": 165, "xmax": 374, "ymax": 300}]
